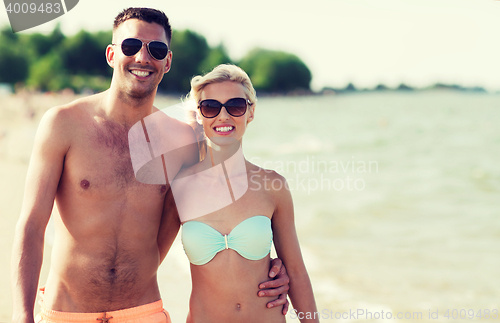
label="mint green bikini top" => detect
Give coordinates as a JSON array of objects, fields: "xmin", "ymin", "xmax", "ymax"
[{"xmin": 181, "ymin": 216, "xmax": 273, "ymax": 266}]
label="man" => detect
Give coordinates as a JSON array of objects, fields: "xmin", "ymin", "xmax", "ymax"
[{"xmin": 11, "ymin": 8, "xmax": 288, "ymax": 323}]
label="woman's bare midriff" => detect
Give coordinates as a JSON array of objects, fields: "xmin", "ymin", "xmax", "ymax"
[{"xmin": 187, "ymin": 251, "xmax": 285, "ymax": 323}]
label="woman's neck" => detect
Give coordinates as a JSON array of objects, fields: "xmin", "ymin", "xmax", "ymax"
[
  {"xmin": 204, "ymin": 139, "xmax": 247, "ymax": 176},
  {"xmin": 206, "ymin": 139, "xmax": 241, "ymax": 165}
]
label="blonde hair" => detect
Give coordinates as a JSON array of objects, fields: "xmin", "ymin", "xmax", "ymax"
[
  {"xmin": 188, "ymin": 64, "xmax": 257, "ymax": 105},
  {"xmin": 185, "ymin": 64, "xmax": 257, "ymax": 160}
]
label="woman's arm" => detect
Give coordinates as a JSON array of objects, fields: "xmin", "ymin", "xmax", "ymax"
[{"xmin": 271, "ymin": 173, "xmax": 319, "ymax": 323}]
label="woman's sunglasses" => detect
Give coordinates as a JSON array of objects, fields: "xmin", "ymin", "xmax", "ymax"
[
  {"xmin": 113, "ymin": 38, "xmax": 169, "ymax": 60},
  {"xmin": 198, "ymin": 98, "xmax": 252, "ymax": 118}
]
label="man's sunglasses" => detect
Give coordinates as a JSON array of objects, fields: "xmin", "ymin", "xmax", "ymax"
[
  {"xmin": 113, "ymin": 38, "xmax": 169, "ymax": 60},
  {"xmin": 198, "ymin": 98, "xmax": 252, "ymax": 118}
]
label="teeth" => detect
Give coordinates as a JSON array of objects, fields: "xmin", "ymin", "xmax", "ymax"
[
  {"xmin": 215, "ymin": 126, "xmax": 234, "ymax": 132},
  {"xmin": 131, "ymin": 70, "xmax": 150, "ymax": 77}
]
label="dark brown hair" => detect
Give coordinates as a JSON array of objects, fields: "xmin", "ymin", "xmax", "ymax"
[{"xmin": 113, "ymin": 7, "xmax": 172, "ymax": 46}]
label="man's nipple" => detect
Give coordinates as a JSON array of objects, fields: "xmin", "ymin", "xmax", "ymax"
[{"xmin": 80, "ymin": 180, "xmax": 90, "ymax": 189}]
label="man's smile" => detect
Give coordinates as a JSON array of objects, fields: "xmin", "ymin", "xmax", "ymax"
[{"xmin": 130, "ymin": 70, "xmax": 152, "ymax": 77}]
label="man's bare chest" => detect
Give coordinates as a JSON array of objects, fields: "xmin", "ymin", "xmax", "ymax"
[
  {"xmin": 61, "ymin": 118, "xmax": 170, "ymax": 194},
  {"xmin": 70, "ymin": 124, "xmax": 135, "ymax": 185}
]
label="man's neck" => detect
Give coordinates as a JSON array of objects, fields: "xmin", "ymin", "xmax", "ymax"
[{"xmin": 102, "ymin": 87, "xmax": 157, "ymax": 124}]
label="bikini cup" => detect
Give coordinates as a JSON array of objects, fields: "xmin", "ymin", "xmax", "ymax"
[{"xmin": 181, "ymin": 215, "xmax": 272, "ymax": 266}]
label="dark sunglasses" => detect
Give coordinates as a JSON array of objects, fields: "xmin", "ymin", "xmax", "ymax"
[
  {"xmin": 198, "ymin": 98, "xmax": 252, "ymax": 118},
  {"xmin": 113, "ymin": 38, "xmax": 169, "ymax": 60}
]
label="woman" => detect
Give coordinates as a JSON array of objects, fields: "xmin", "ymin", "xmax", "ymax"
[{"xmin": 170, "ymin": 64, "xmax": 318, "ymax": 323}]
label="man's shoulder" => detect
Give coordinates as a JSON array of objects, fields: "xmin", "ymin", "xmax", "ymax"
[
  {"xmin": 34, "ymin": 95, "xmax": 100, "ymax": 153},
  {"xmin": 43, "ymin": 94, "xmax": 97, "ymax": 125},
  {"xmin": 140, "ymin": 109, "xmax": 197, "ymax": 148},
  {"xmin": 37, "ymin": 95, "xmax": 103, "ymax": 149}
]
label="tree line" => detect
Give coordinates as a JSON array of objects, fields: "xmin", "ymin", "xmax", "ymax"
[{"xmin": 0, "ymin": 25, "xmax": 312, "ymax": 95}]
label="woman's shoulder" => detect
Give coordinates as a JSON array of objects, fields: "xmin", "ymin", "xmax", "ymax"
[{"xmin": 246, "ymin": 161, "xmax": 289, "ymax": 191}]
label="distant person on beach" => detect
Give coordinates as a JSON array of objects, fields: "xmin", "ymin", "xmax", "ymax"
[
  {"xmin": 165, "ymin": 64, "xmax": 318, "ymax": 323},
  {"xmin": 11, "ymin": 7, "xmax": 289, "ymax": 323}
]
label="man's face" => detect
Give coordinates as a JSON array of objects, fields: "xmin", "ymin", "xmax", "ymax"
[{"xmin": 107, "ymin": 18, "xmax": 172, "ymax": 99}]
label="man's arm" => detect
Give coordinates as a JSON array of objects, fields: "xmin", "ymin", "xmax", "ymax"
[
  {"xmin": 157, "ymin": 186, "xmax": 181, "ymax": 263},
  {"xmin": 11, "ymin": 107, "xmax": 70, "ymax": 323},
  {"xmin": 157, "ymin": 122, "xmax": 199, "ymax": 263}
]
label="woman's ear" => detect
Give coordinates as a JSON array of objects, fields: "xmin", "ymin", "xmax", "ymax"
[
  {"xmin": 247, "ymin": 105, "xmax": 255, "ymax": 124},
  {"xmin": 106, "ymin": 44, "xmax": 115, "ymax": 68},
  {"xmin": 196, "ymin": 110, "xmax": 203, "ymax": 124}
]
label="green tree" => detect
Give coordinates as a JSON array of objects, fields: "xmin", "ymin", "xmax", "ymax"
[
  {"xmin": 159, "ymin": 29, "xmax": 209, "ymax": 93},
  {"xmin": 27, "ymin": 33, "xmax": 53, "ymax": 57},
  {"xmin": 0, "ymin": 26, "xmax": 29, "ymax": 88},
  {"xmin": 23, "ymin": 24, "xmax": 66, "ymax": 59},
  {"xmin": 198, "ymin": 43, "xmax": 233, "ymax": 74},
  {"xmin": 61, "ymin": 30, "xmax": 110, "ymax": 76},
  {"xmin": 0, "ymin": 25, "xmax": 18, "ymax": 41},
  {"xmin": 374, "ymin": 84, "xmax": 388, "ymax": 91},
  {"xmin": 344, "ymin": 83, "xmax": 356, "ymax": 92},
  {"xmin": 49, "ymin": 23, "xmax": 65, "ymax": 48},
  {"xmin": 27, "ymin": 52, "xmax": 70, "ymax": 91},
  {"xmin": 239, "ymin": 48, "xmax": 311, "ymax": 93},
  {"xmin": 0, "ymin": 25, "xmax": 314, "ymax": 95},
  {"xmin": 397, "ymin": 83, "xmax": 413, "ymax": 91}
]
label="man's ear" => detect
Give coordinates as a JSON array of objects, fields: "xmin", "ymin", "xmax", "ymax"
[
  {"xmin": 164, "ymin": 51, "xmax": 173, "ymax": 74},
  {"xmin": 106, "ymin": 44, "xmax": 115, "ymax": 68}
]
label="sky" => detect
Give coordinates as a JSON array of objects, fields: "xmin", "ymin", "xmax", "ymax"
[{"xmin": 2, "ymin": 0, "xmax": 500, "ymax": 91}]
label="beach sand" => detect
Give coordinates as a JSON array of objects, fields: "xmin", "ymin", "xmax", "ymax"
[
  {"xmin": 0, "ymin": 158, "xmax": 27, "ymax": 322},
  {"xmin": 0, "ymin": 92, "xmax": 71, "ymax": 322}
]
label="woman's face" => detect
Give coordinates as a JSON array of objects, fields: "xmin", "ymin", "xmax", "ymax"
[{"xmin": 198, "ymin": 81, "xmax": 254, "ymax": 146}]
